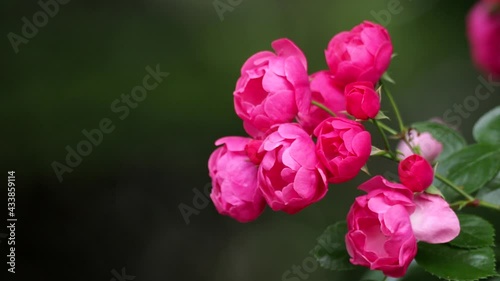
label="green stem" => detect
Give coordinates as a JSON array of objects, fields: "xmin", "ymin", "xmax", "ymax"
[
  {"xmin": 478, "ymin": 200, "xmax": 500, "ymax": 211},
  {"xmin": 383, "ymin": 86, "xmax": 405, "ymax": 132},
  {"xmin": 450, "ymin": 199, "xmax": 500, "ymax": 211},
  {"xmin": 311, "ymin": 100, "xmax": 336, "ymax": 117},
  {"xmin": 372, "ymin": 119, "xmax": 394, "ymax": 158},
  {"xmin": 435, "ymin": 173, "xmax": 474, "ymax": 201},
  {"xmin": 381, "ymin": 275, "xmax": 388, "ymax": 281},
  {"xmin": 377, "ymin": 122, "xmax": 398, "ymax": 135}
]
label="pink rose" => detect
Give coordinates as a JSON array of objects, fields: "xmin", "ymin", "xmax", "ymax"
[
  {"xmin": 346, "ymin": 176, "xmax": 460, "ymax": 277},
  {"xmin": 258, "ymin": 124, "xmax": 328, "ymax": 214},
  {"xmin": 325, "ymin": 21, "xmax": 393, "ymax": 86},
  {"xmin": 234, "ymin": 38, "xmax": 311, "ymax": 138},
  {"xmin": 314, "ymin": 117, "xmax": 371, "ymax": 183},
  {"xmin": 397, "ymin": 130, "xmax": 443, "ymax": 163},
  {"xmin": 208, "ymin": 137, "xmax": 266, "ymax": 222},
  {"xmin": 467, "ymin": 0, "xmax": 500, "ymax": 77},
  {"xmin": 298, "ymin": 71, "xmax": 346, "ymax": 134},
  {"xmin": 398, "ymin": 155, "xmax": 434, "ymax": 192},
  {"xmin": 345, "ymin": 81, "xmax": 380, "ymax": 120}
]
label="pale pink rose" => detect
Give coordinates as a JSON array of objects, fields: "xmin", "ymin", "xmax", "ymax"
[
  {"xmin": 314, "ymin": 117, "xmax": 371, "ymax": 183},
  {"xmin": 298, "ymin": 71, "xmax": 346, "ymax": 134},
  {"xmin": 346, "ymin": 176, "xmax": 460, "ymax": 277},
  {"xmin": 258, "ymin": 123, "xmax": 328, "ymax": 214},
  {"xmin": 467, "ymin": 0, "xmax": 500, "ymax": 77},
  {"xmin": 208, "ymin": 137, "xmax": 266, "ymax": 222},
  {"xmin": 398, "ymin": 155, "xmax": 434, "ymax": 192},
  {"xmin": 234, "ymin": 38, "xmax": 311, "ymax": 138},
  {"xmin": 325, "ymin": 21, "xmax": 393, "ymax": 86},
  {"xmin": 397, "ymin": 130, "xmax": 443, "ymax": 163},
  {"xmin": 345, "ymin": 81, "xmax": 380, "ymax": 120}
]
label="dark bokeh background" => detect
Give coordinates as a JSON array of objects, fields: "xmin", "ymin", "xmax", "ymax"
[{"xmin": 1, "ymin": 0, "xmax": 499, "ymax": 280}]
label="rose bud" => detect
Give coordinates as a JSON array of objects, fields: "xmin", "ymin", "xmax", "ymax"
[
  {"xmin": 397, "ymin": 130, "xmax": 443, "ymax": 163},
  {"xmin": 325, "ymin": 21, "xmax": 393, "ymax": 86},
  {"xmin": 398, "ymin": 154, "xmax": 434, "ymax": 192},
  {"xmin": 234, "ymin": 38, "xmax": 311, "ymax": 138},
  {"xmin": 314, "ymin": 117, "xmax": 371, "ymax": 183},
  {"xmin": 298, "ymin": 71, "xmax": 346, "ymax": 134},
  {"xmin": 467, "ymin": 0, "xmax": 500, "ymax": 77},
  {"xmin": 258, "ymin": 123, "xmax": 328, "ymax": 214},
  {"xmin": 208, "ymin": 137, "xmax": 266, "ymax": 222},
  {"xmin": 346, "ymin": 176, "xmax": 460, "ymax": 277},
  {"xmin": 345, "ymin": 81, "xmax": 380, "ymax": 120}
]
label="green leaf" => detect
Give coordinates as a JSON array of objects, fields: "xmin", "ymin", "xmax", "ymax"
[
  {"xmin": 375, "ymin": 110, "xmax": 390, "ymax": 120},
  {"xmin": 382, "ymin": 72, "xmax": 396, "ymax": 84},
  {"xmin": 425, "ymin": 185, "xmax": 444, "ymax": 198},
  {"xmin": 473, "ymin": 106, "xmax": 500, "ymax": 145},
  {"xmin": 312, "ymin": 221, "xmax": 355, "ymax": 271},
  {"xmin": 450, "ymin": 214, "xmax": 495, "ymax": 249},
  {"xmin": 416, "ymin": 243, "xmax": 497, "ymax": 281},
  {"xmin": 370, "ymin": 146, "xmax": 386, "ymax": 156},
  {"xmin": 435, "ymin": 144, "xmax": 500, "ymax": 200},
  {"xmin": 477, "ymin": 173, "xmax": 500, "ymax": 206},
  {"xmin": 412, "ymin": 121, "xmax": 467, "ymax": 161}
]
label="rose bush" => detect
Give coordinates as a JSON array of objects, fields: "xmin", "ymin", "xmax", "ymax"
[{"xmin": 209, "ymin": 17, "xmax": 500, "ymax": 281}]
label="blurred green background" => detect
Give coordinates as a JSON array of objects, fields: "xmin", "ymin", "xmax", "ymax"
[{"xmin": 1, "ymin": 0, "xmax": 499, "ymax": 280}]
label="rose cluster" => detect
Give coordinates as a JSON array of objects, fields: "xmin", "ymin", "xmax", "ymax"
[
  {"xmin": 209, "ymin": 21, "xmax": 390, "ymax": 221},
  {"xmin": 207, "ymin": 20, "xmax": 460, "ymax": 277}
]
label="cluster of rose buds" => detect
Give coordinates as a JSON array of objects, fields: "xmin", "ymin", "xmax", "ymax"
[
  {"xmin": 209, "ymin": 21, "xmax": 391, "ymax": 221},
  {"xmin": 208, "ymin": 20, "xmax": 460, "ymax": 277},
  {"xmin": 467, "ymin": 0, "xmax": 500, "ymax": 77}
]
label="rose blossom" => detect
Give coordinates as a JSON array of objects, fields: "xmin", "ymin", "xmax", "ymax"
[
  {"xmin": 398, "ymin": 155, "xmax": 434, "ymax": 192},
  {"xmin": 467, "ymin": 0, "xmax": 500, "ymax": 77},
  {"xmin": 208, "ymin": 137, "xmax": 266, "ymax": 222},
  {"xmin": 258, "ymin": 123, "xmax": 328, "ymax": 214},
  {"xmin": 234, "ymin": 38, "xmax": 311, "ymax": 138},
  {"xmin": 325, "ymin": 21, "xmax": 393, "ymax": 86},
  {"xmin": 346, "ymin": 176, "xmax": 460, "ymax": 277},
  {"xmin": 314, "ymin": 117, "xmax": 371, "ymax": 183},
  {"xmin": 345, "ymin": 81, "xmax": 380, "ymax": 120},
  {"xmin": 397, "ymin": 130, "xmax": 443, "ymax": 163},
  {"xmin": 298, "ymin": 71, "xmax": 346, "ymax": 134}
]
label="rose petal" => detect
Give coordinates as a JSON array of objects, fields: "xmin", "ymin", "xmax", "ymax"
[{"xmin": 410, "ymin": 193, "xmax": 460, "ymax": 244}]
